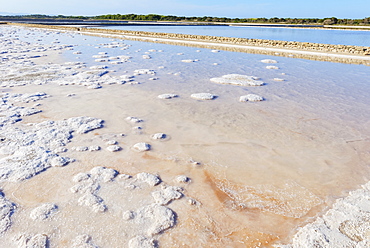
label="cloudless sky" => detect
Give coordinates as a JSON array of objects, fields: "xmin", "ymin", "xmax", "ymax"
[{"xmin": 2, "ymin": 0, "xmax": 369, "ymax": 19}]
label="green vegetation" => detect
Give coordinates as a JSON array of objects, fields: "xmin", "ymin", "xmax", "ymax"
[{"xmin": 0, "ymin": 14, "xmax": 369, "ymax": 25}]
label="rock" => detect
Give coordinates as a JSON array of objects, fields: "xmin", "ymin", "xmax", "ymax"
[
  {"xmin": 239, "ymin": 94, "xmax": 264, "ymax": 102},
  {"xmin": 30, "ymin": 203, "xmax": 58, "ymax": 221},
  {"xmin": 190, "ymin": 93, "xmax": 217, "ymax": 100}
]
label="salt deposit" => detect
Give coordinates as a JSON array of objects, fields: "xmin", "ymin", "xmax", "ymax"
[
  {"xmin": 106, "ymin": 145, "xmax": 122, "ymax": 152},
  {"xmin": 239, "ymin": 94, "xmax": 264, "ymax": 102},
  {"xmin": 128, "ymin": 235, "xmax": 156, "ymax": 248},
  {"xmin": 126, "ymin": 116, "xmax": 143, "ymax": 123},
  {"xmin": 71, "ymin": 234, "xmax": 99, "ymax": 248},
  {"xmin": 175, "ymin": 175, "xmax": 191, "ymax": 184},
  {"xmin": 157, "ymin": 94, "xmax": 178, "ymax": 99},
  {"xmin": 151, "ymin": 185, "xmax": 183, "ymax": 205},
  {"xmin": 136, "ymin": 173, "xmax": 161, "ymax": 187},
  {"xmin": 0, "ymin": 191, "xmax": 15, "ymax": 235},
  {"xmin": 261, "ymin": 59, "xmax": 278, "ymax": 63},
  {"xmin": 210, "ymin": 74, "xmax": 264, "ymax": 86},
  {"xmin": 142, "ymin": 55, "xmax": 151, "ymax": 59},
  {"xmin": 274, "ymin": 78, "xmax": 285, "ymax": 81},
  {"xmin": 151, "ymin": 133, "xmax": 167, "ymax": 140},
  {"xmin": 181, "ymin": 59, "xmax": 195, "ymax": 63},
  {"xmin": 133, "ymin": 69, "xmax": 156, "ymax": 75},
  {"xmin": 30, "ymin": 203, "xmax": 58, "ymax": 221},
  {"xmin": 0, "ymin": 116, "xmax": 103, "ymax": 182},
  {"xmin": 278, "ymin": 182, "xmax": 370, "ymax": 248},
  {"xmin": 132, "ymin": 142, "xmax": 151, "ymax": 152},
  {"xmin": 266, "ymin": 65, "xmax": 279, "ymax": 69},
  {"xmin": 190, "ymin": 93, "xmax": 217, "ymax": 100},
  {"xmin": 14, "ymin": 233, "xmax": 48, "ymax": 248}
]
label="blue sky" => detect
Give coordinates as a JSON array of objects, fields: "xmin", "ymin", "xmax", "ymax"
[{"xmin": 2, "ymin": 0, "xmax": 369, "ymax": 18}]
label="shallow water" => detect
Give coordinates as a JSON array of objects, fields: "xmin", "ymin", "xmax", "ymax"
[
  {"xmin": 1, "ymin": 26, "xmax": 370, "ymax": 247},
  {"xmin": 87, "ymin": 25, "xmax": 370, "ymax": 46}
]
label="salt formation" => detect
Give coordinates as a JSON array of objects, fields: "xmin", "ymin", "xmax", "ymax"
[
  {"xmin": 0, "ymin": 114, "xmax": 103, "ymax": 182},
  {"xmin": 132, "ymin": 143, "xmax": 151, "ymax": 152},
  {"xmin": 136, "ymin": 173, "xmax": 161, "ymax": 187},
  {"xmin": 278, "ymin": 182, "xmax": 370, "ymax": 248},
  {"xmin": 106, "ymin": 145, "xmax": 122, "ymax": 152},
  {"xmin": 72, "ymin": 234, "xmax": 99, "ymax": 248},
  {"xmin": 261, "ymin": 59, "xmax": 278, "ymax": 63},
  {"xmin": 30, "ymin": 203, "xmax": 58, "ymax": 221},
  {"xmin": 266, "ymin": 65, "xmax": 279, "ymax": 69},
  {"xmin": 151, "ymin": 133, "xmax": 167, "ymax": 140},
  {"xmin": 239, "ymin": 94, "xmax": 264, "ymax": 102},
  {"xmin": 14, "ymin": 233, "xmax": 48, "ymax": 248},
  {"xmin": 151, "ymin": 186, "xmax": 183, "ymax": 205},
  {"xmin": 210, "ymin": 74, "xmax": 264, "ymax": 86},
  {"xmin": 175, "ymin": 175, "xmax": 191, "ymax": 184},
  {"xmin": 133, "ymin": 69, "xmax": 156, "ymax": 75},
  {"xmin": 181, "ymin": 59, "xmax": 195, "ymax": 63},
  {"xmin": 0, "ymin": 191, "xmax": 15, "ymax": 235},
  {"xmin": 157, "ymin": 94, "xmax": 178, "ymax": 99},
  {"xmin": 128, "ymin": 235, "xmax": 156, "ymax": 248},
  {"xmin": 274, "ymin": 78, "xmax": 285, "ymax": 81},
  {"xmin": 71, "ymin": 167, "xmax": 118, "ymax": 212},
  {"xmin": 190, "ymin": 93, "xmax": 217, "ymax": 100},
  {"xmin": 126, "ymin": 116, "xmax": 143, "ymax": 123}
]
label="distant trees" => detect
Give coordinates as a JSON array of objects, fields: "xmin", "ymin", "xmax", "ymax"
[{"xmin": 0, "ymin": 13, "xmax": 369, "ymax": 26}]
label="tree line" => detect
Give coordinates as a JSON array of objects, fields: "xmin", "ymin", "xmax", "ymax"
[{"xmin": 1, "ymin": 14, "xmax": 370, "ymax": 25}]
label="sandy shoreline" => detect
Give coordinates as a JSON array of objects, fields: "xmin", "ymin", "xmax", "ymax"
[{"xmin": 0, "ymin": 24, "xmax": 369, "ymax": 247}]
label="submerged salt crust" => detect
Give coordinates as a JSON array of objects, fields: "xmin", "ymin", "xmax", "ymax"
[{"xmin": 0, "ymin": 25, "xmax": 369, "ymax": 247}]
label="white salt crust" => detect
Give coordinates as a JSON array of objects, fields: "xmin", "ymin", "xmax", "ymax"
[
  {"xmin": 106, "ymin": 145, "xmax": 122, "ymax": 152},
  {"xmin": 0, "ymin": 191, "xmax": 15, "ymax": 235},
  {"xmin": 157, "ymin": 94, "xmax": 178, "ymax": 99},
  {"xmin": 276, "ymin": 181, "xmax": 370, "ymax": 248},
  {"xmin": 210, "ymin": 74, "xmax": 264, "ymax": 86},
  {"xmin": 190, "ymin": 93, "xmax": 217, "ymax": 100},
  {"xmin": 151, "ymin": 133, "xmax": 167, "ymax": 140},
  {"xmin": 30, "ymin": 203, "xmax": 58, "ymax": 221},
  {"xmin": 129, "ymin": 235, "xmax": 156, "ymax": 248},
  {"xmin": 0, "ymin": 114, "xmax": 103, "ymax": 182},
  {"xmin": 266, "ymin": 65, "xmax": 279, "ymax": 69},
  {"xmin": 239, "ymin": 94, "xmax": 264, "ymax": 102}
]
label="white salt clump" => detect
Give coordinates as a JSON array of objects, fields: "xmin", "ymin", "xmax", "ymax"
[
  {"xmin": 88, "ymin": 146, "xmax": 101, "ymax": 152},
  {"xmin": 30, "ymin": 203, "xmax": 58, "ymax": 221},
  {"xmin": 0, "ymin": 191, "xmax": 15, "ymax": 235},
  {"xmin": 71, "ymin": 234, "xmax": 98, "ymax": 248},
  {"xmin": 136, "ymin": 204, "xmax": 176, "ymax": 236},
  {"xmin": 274, "ymin": 78, "xmax": 285, "ymax": 81},
  {"xmin": 181, "ymin": 59, "xmax": 194, "ymax": 63},
  {"xmin": 106, "ymin": 145, "xmax": 122, "ymax": 152},
  {"xmin": 95, "ymin": 59, "xmax": 109, "ymax": 62},
  {"xmin": 73, "ymin": 146, "xmax": 89, "ymax": 152},
  {"xmin": 261, "ymin": 59, "xmax": 278, "ymax": 63},
  {"xmin": 157, "ymin": 94, "xmax": 178, "ymax": 99},
  {"xmin": 177, "ymin": 53, "xmax": 184, "ymax": 55},
  {"xmin": 211, "ymin": 50, "xmax": 220, "ymax": 53},
  {"xmin": 142, "ymin": 55, "xmax": 151, "ymax": 59},
  {"xmin": 15, "ymin": 233, "xmax": 48, "ymax": 248},
  {"xmin": 98, "ymin": 52, "xmax": 107, "ymax": 55},
  {"xmin": 92, "ymin": 55, "xmax": 108, "ymax": 58},
  {"xmin": 151, "ymin": 186, "xmax": 183, "ymax": 205},
  {"xmin": 190, "ymin": 93, "xmax": 217, "ymax": 100},
  {"xmin": 136, "ymin": 173, "xmax": 161, "ymax": 187},
  {"xmin": 151, "ymin": 133, "xmax": 166, "ymax": 140},
  {"xmin": 148, "ymin": 77, "xmax": 158, "ymax": 80},
  {"xmin": 123, "ymin": 210, "xmax": 135, "ymax": 221},
  {"xmin": 132, "ymin": 143, "xmax": 151, "ymax": 152},
  {"xmin": 133, "ymin": 69, "xmax": 156, "ymax": 75},
  {"xmin": 89, "ymin": 65, "xmax": 107, "ymax": 70},
  {"xmin": 175, "ymin": 175, "xmax": 191, "ymax": 184},
  {"xmin": 126, "ymin": 116, "xmax": 143, "ymax": 123},
  {"xmin": 54, "ymin": 147, "xmax": 67, "ymax": 153},
  {"xmin": 239, "ymin": 94, "xmax": 264, "ymax": 102},
  {"xmin": 50, "ymin": 156, "xmax": 70, "ymax": 167},
  {"xmin": 266, "ymin": 65, "xmax": 279, "ymax": 69},
  {"xmin": 210, "ymin": 74, "xmax": 264, "ymax": 86},
  {"xmin": 78, "ymin": 193, "xmax": 107, "ymax": 213},
  {"xmin": 87, "ymin": 84, "xmax": 102, "ymax": 89},
  {"xmin": 128, "ymin": 235, "xmax": 156, "ymax": 248},
  {"xmin": 105, "ymin": 140, "xmax": 118, "ymax": 145}
]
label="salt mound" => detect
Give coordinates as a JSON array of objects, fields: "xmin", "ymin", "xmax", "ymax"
[
  {"xmin": 266, "ymin": 66, "xmax": 279, "ymax": 69},
  {"xmin": 126, "ymin": 117, "xmax": 143, "ymax": 123},
  {"xmin": 239, "ymin": 94, "xmax": 264, "ymax": 102},
  {"xmin": 157, "ymin": 94, "xmax": 178, "ymax": 99},
  {"xmin": 190, "ymin": 93, "xmax": 217, "ymax": 100},
  {"xmin": 210, "ymin": 74, "xmax": 264, "ymax": 86},
  {"xmin": 181, "ymin": 59, "xmax": 194, "ymax": 63},
  {"xmin": 129, "ymin": 235, "xmax": 156, "ymax": 248},
  {"xmin": 280, "ymin": 181, "xmax": 370, "ymax": 248},
  {"xmin": 30, "ymin": 203, "xmax": 58, "ymax": 221},
  {"xmin": 261, "ymin": 59, "xmax": 278, "ymax": 63},
  {"xmin": 132, "ymin": 143, "xmax": 151, "ymax": 152},
  {"xmin": 0, "ymin": 191, "xmax": 15, "ymax": 235},
  {"xmin": 175, "ymin": 175, "xmax": 191, "ymax": 184},
  {"xmin": 136, "ymin": 172, "xmax": 161, "ymax": 187},
  {"xmin": 106, "ymin": 145, "xmax": 121, "ymax": 152},
  {"xmin": 151, "ymin": 133, "xmax": 166, "ymax": 140},
  {"xmin": 133, "ymin": 69, "xmax": 156, "ymax": 75},
  {"xmin": 151, "ymin": 186, "xmax": 183, "ymax": 205},
  {"xmin": 72, "ymin": 234, "xmax": 98, "ymax": 248},
  {"xmin": 14, "ymin": 233, "xmax": 48, "ymax": 248},
  {"xmin": 274, "ymin": 78, "xmax": 285, "ymax": 81}
]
